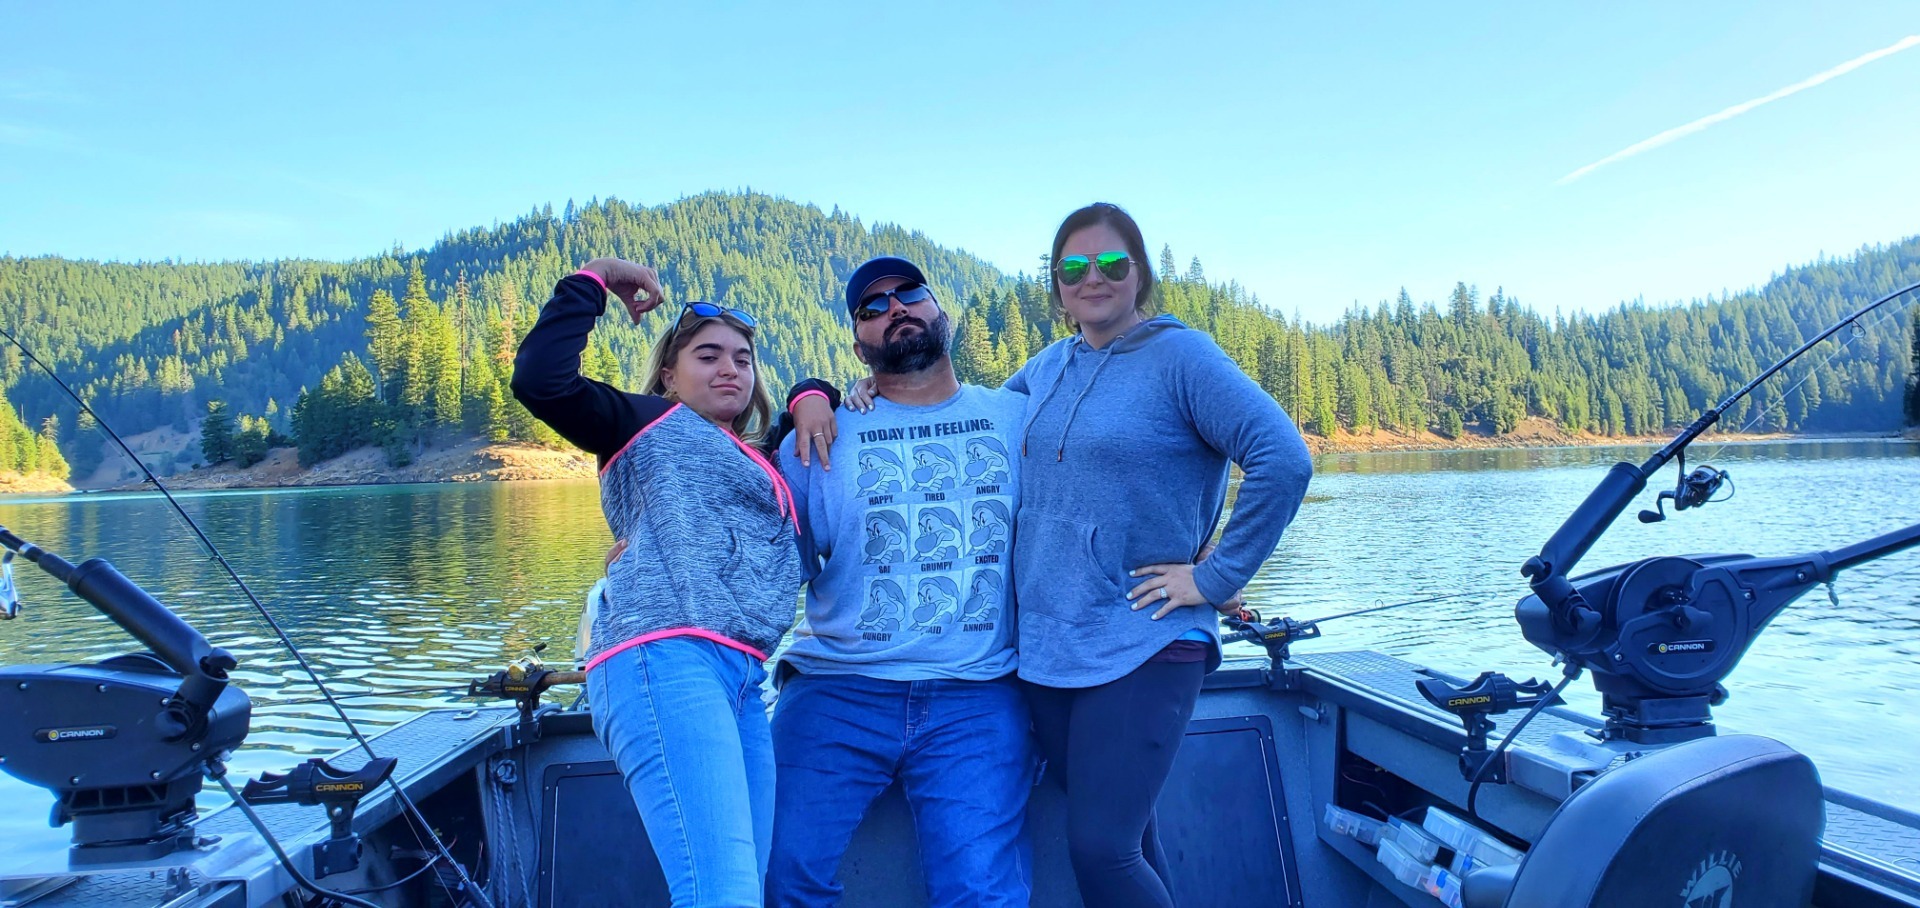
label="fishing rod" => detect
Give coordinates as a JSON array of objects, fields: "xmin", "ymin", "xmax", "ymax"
[
  {"xmin": 1219, "ymin": 589, "xmax": 1502, "ymax": 662},
  {"xmin": 1520, "ymin": 278, "xmax": 1920, "ymax": 615},
  {"xmin": 0, "ymin": 326, "xmax": 495, "ymax": 908},
  {"xmin": 1418, "ymin": 279, "xmax": 1920, "ymax": 819}
]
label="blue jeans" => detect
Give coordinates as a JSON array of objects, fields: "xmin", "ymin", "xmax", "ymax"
[
  {"xmin": 587, "ymin": 637, "xmax": 775, "ymax": 908},
  {"xmin": 766, "ymin": 671, "xmax": 1034, "ymax": 908}
]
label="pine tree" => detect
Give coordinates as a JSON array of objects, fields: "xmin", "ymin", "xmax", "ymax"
[
  {"xmin": 365, "ymin": 289, "xmax": 404, "ymax": 400},
  {"xmin": 1908, "ymin": 307, "xmax": 1920, "ymax": 427},
  {"xmin": 1288, "ymin": 330, "xmax": 1313, "ymax": 430},
  {"xmin": 67, "ymin": 409, "xmax": 103, "ymax": 477},
  {"xmin": 1000, "ymin": 293, "xmax": 1031, "ymax": 369},
  {"xmin": 0, "ymin": 406, "xmax": 17, "ymax": 473},
  {"xmin": 233, "ymin": 414, "xmax": 271, "ymax": 467},
  {"xmin": 953, "ymin": 310, "xmax": 998, "ymax": 386},
  {"xmin": 201, "ymin": 400, "xmax": 235, "ymax": 465},
  {"xmin": 423, "ymin": 299, "xmax": 461, "ymax": 430},
  {"xmin": 1255, "ymin": 330, "xmax": 1286, "ymax": 402},
  {"xmin": 464, "ymin": 353, "xmax": 499, "ymax": 436},
  {"xmin": 35, "ymin": 415, "xmax": 66, "ymax": 478}
]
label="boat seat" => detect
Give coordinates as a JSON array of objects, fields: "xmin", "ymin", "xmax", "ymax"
[{"xmin": 1462, "ymin": 733, "xmax": 1823, "ymax": 908}]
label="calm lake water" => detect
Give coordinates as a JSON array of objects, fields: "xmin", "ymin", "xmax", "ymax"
[{"xmin": 0, "ymin": 438, "xmax": 1915, "ymax": 857}]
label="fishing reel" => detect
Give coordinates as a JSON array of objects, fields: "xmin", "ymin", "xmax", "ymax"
[
  {"xmin": 1417, "ymin": 672, "xmax": 1562, "ymax": 783},
  {"xmin": 1220, "ymin": 608, "xmax": 1321, "ymax": 663},
  {"xmin": 468, "ymin": 643, "xmax": 585, "ymax": 740},
  {"xmin": 0, "ymin": 527, "xmax": 251, "ymax": 864},
  {"xmin": 1637, "ymin": 462, "xmax": 1730, "ymax": 524}
]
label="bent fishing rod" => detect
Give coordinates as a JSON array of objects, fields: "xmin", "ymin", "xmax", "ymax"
[
  {"xmin": 0, "ymin": 325, "xmax": 495, "ymax": 908},
  {"xmin": 1427, "ymin": 279, "xmax": 1920, "ymax": 819},
  {"xmin": 1521, "ymin": 278, "xmax": 1920, "ymax": 620}
]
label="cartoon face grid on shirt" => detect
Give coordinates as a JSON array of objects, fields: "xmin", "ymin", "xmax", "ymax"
[
  {"xmin": 852, "ymin": 427, "xmax": 1010, "ymax": 639},
  {"xmin": 857, "ymin": 447, "xmax": 908, "ymax": 496},
  {"xmin": 962, "ymin": 567, "xmax": 1003, "ymax": 624},
  {"xmin": 860, "ymin": 577, "xmax": 906, "ymax": 632},
  {"xmin": 862, "ymin": 508, "xmax": 909, "ymax": 564},
  {"xmin": 967, "ymin": 497, "xmax": 1013, "ymax": 556},
  {"xmin": 911, "ymin": 503, "xmax": 964, "ymax": 564},
  {"xmin": 911, "ymin": 575, "xmax": 961, "ymax": 631},
  {"xmin": 964, "ymin": 436, "xmax": 1012, "ymax": 485}
]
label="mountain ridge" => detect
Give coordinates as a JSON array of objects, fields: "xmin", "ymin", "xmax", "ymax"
[{"xmin": 0, "ymin": 192, "xmax": 1914, "ymax": 483}]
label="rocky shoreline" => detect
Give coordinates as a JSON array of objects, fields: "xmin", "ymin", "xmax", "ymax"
[
  {"xmin": 0, "ymin": 423, "xmax": 1910, "ymax": 496},
  {"xmin": 138, "ymin": 439, "xmax": 597, "ymax": 491}
]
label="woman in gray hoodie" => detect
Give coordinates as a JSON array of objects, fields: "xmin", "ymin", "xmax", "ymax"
[{"xmin": 1012, "ymin": 204, "xmax": 1313, "ymax": 907}]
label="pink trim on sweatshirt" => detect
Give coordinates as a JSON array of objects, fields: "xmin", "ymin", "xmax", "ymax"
[
  {"xmin": 583, "ymin": 628, "xmax": 768, "ymax": 672},
  {"xmin": 599, "ymin": 403, "xmax": 684, "ymax": 478}
]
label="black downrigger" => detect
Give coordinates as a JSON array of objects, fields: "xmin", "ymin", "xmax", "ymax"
[
  {"xmin": 0, "ymin": 526, "xmax": 251, "ymax": 864},
  {"xmin": 1419, "ymin": 280, "xmax": 1920, "ymax": 796},
  {"xmin": 0, "ymin": 527, "xmax": 387, "ymax": 879}
]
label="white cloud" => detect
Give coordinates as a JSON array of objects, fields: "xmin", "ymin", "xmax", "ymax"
[{"xmin": 1559, "ymin": 35, "xmax": 1920, "ymax": 185}]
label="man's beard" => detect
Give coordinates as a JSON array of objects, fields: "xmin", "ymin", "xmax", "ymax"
[{"xmin": 858, "ymin": 311, "xmax": 952, "ymax": 374}]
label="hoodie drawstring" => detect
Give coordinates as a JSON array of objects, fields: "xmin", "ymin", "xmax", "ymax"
[
  {"xmin": 1051, "ymin": 348, "xmax": 1119, "ymax": 461},
  {"xmin": 1020, "ymin": 319, "xmax": 1177, "ymax": 462},
  {"xmin": 1019, "ymin": 347, "xmax": 1076, "ymax": 458}
]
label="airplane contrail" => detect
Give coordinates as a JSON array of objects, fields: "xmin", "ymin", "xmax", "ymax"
[{"xmin": 1559, "ymin": 35, "xmax": 1920, "ymax": 185}]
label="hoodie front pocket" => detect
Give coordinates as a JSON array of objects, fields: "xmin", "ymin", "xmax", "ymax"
[{"xmin": 1015, "ymin": 512, "xmax": 1120, "ymax": 625}]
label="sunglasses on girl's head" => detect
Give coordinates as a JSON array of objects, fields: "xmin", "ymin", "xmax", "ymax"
[
  {"xmin": 679, "ymin": 301, "xmax": 756, "ymax": 329},
  {"xmin": 1055, "ymin": 251, "xmax": 1135, "ymax": 286},
  {"xmin": 854, "ymin": 284, "xmax": 936, "ymax": 321}
]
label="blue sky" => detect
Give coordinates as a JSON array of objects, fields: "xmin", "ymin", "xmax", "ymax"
[{"xmin": 2, "ymin": 2, "xmax": 1916, "ymax": 323}]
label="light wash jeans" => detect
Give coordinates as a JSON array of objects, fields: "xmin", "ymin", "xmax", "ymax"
[{"xmin": 587, "ymin": 635, "xmax": 775, "ymax": 908}]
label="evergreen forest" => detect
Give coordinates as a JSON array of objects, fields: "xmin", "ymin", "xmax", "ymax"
[{"xmin": 0, "ymin": 191, "xmax": 1915, "ymax": 482}]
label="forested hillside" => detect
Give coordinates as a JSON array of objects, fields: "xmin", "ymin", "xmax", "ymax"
[
  {"xmin": 0, "ymin": 191, "xmax": 1915, "ymax": 482},
  {"xmin": 0, "ymin": 193, "xmax": 1005, "ymax": 476},
  {"xmin": 953, "ymin": 237, "xmax": 1920, "ymax": 440}
]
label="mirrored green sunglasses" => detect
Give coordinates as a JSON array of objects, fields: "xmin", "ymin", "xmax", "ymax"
[{"xmin": 1056, "ymin": 251, "xmax": 1135, "ymax": 286}]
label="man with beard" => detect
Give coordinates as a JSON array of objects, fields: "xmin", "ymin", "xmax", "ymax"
[{"xmin": 769, "ymin": 256, "xmax": 1032, "ymax": 907}]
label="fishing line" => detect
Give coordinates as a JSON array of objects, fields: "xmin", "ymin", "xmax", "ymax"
[
  {"xmin": 1696, "ymin": 290, "xmax": 1918, "ymax": 464},
  {"xmin": 270, "ymin": 686, "xmax": 471, "ymax": 706},
  {"xmin": 0, "ymin": 325, "xmax": 492, "ymax": 908},
  {"xmin": 1303, "ymin": 590, "xmax": 1502, "ymax": 625}
]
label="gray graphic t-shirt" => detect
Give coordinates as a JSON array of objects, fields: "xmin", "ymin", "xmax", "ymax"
[{"xmin": 776, "ymin": 384, "xmax": 1024, "ymax": 681}]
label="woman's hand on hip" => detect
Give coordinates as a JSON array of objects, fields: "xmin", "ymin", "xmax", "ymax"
[
  {"xmin": 1127, "ymin": 563, "xmax": 1209, "ymax": 620},
  {"xmin": 1195, "ymin": 541, "xmax": 1247, "ymax": 613},
  {"xmin": 791, "ymin": 394, "xmax": 838, "ymax": 469}
]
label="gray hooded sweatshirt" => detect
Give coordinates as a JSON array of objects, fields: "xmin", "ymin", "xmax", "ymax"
[{"xmin": 1008, "ymin": 315, "xmax": 1313, "ymax": 687}]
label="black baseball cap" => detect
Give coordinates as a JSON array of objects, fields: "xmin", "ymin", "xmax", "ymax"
[{"xmin": 845, "ymin": 256, "xmax": 928, "ymax": 320}]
